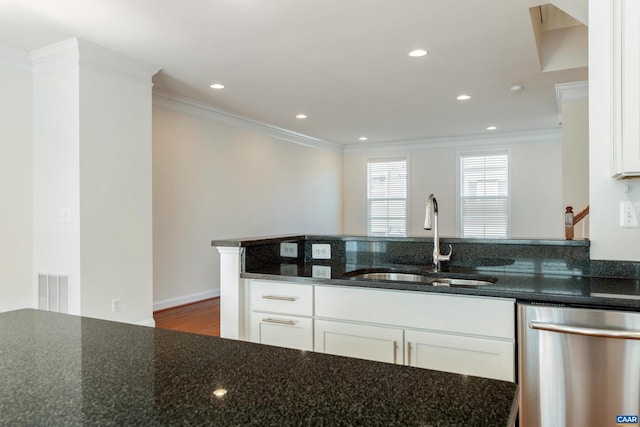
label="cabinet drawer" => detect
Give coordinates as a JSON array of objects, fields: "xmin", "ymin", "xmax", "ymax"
[
  {"xmin": 249, "ymin": 280, "xmax": 313, "ymax": 316},
  {"xmin": 405, "ymin": 329, "xmax": 514, "ymax": 381},
  {"xmin": 315, "ymin": 285, "xmax": 514, "ymax": 339},
  {"xmin": 249, "ymin": 313, "xmax": 313, "ymax": 351}
]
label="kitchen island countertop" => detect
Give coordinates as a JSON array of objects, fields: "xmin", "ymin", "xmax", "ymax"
[{"xmin": 0, "ymin": 309, "xmax": 518, "ymax": 426}]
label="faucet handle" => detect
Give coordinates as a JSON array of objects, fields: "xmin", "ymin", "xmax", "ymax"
[{"xmin": 438, "ymin": 244, "xmax": 453, "ymax": 262}]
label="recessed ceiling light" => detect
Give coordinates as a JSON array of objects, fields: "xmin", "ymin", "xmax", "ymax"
[
  {"xmin": 409, "ymin": 49, "xmax": 428, "ymax": 57},
  {"xmin": 487, "ymin": 126, "xmax": 497, "ymax": 131},
  {"xmin": 359, "ymin": 136, "xmax": 368, "ymax": 141},
  {"xmin": 209, "ymin": 83, "xmax": 225, "ymax": 89},
  {"xmin": 296, "ymin": 114, "xmax": 307, "ymax": 119},
  {"xmin": 510, "ymin": 84, "xmax": 524, "ymax": 92},
  {"xmin": 457, "ymin": 95, "xmax": 472, "ymax": 101}
]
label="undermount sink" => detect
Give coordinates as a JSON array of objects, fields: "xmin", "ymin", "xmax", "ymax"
[
  {"xmin": 355, "ymin": 272, "xmax": 428, "ymax": 282},
  {"xmin": 344, "ymin": 269, "xmax": 496, "ymax": 286},
  {"xmin": 427, "ymin": 277, "xmax": 495, "ymax": 286}
]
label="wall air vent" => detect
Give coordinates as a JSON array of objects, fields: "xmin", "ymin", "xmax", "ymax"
[{"xmin": 38, "ymin": 274, "xmax": 69, "ymax": 313}]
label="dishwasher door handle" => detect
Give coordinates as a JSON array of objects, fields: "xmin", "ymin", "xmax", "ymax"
[{"xmin": 529, "ymin": 321, "xmax": 640, "ymax": 340}]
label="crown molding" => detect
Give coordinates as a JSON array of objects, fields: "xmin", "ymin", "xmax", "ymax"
[
  {"xmin": 31, "ymin": 38, "xmax": 80, "ymax": 75},
  {"xmin": 31, "ymin": 38, "xmax": 159, "ymax": 83},
  {"xmin": 152, "ymin": 90, "xmax": 344, "ymax": 153},
  {"xmin": 77, "ymin": 39, "xmax": 160, "ymax": 83},
  {"xmin": 0, "ymin": 45, "xmax": 31, "ymax": 74},
  {"xmin": 153, "ymin": 90, "xmax": 560, "ymax": 155},
  {"xmin": 343, "ymin": 128, "xmax": 562, "ymax": 154}
]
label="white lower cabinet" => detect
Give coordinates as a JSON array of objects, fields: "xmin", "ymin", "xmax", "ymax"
[
  {"xmin": 247, "ymin": 280, "xmax": 313, "ymax": 351},
  {"xmin": 314, "ymin": 319, "xmax": 403, "ymax": 364},
  {"xmin": 246, "ymin": 280, "xmax": 515, "ymax": 381},
  {"xmin": 314, "ymin": 285, "xmax": 515, "ymax": 382},
  {"xmin": 249, "ymin": 313, "xmax": 313, "ymax": 351},
  {"xmin": 404, "ymin": 329, "xmax": 514, "ymax": 381}
]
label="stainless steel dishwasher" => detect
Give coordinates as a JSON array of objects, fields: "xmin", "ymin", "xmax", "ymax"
[{"xmin": 518, "ymin": 303, "xmax": 640, "ymax": 427}]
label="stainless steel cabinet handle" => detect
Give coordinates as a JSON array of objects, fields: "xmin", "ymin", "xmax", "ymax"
[
  {"xmin": 262, "ymin": 295, "xmax": 296, "ymax": 302},
  {"xmin": 393, "ymin": 341, "xmax": 397, "ymax": 364},
  {"xmin": 407, "ymin": 342, "xmax": 412, "ymax": 366},
  {"xmin": 529, "ymin": 321, "xmax": 640, "ymax": 340},
  {"xmin": 262, "ymin": 318, "xmax": 296, "ymax": 326}
]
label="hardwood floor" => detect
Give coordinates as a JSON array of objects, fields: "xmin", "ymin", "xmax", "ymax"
[{"xmin": 154, "ymin": 297, "xmax": 220, "ymax": 337}]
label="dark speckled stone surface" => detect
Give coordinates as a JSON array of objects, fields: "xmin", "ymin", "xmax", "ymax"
[
  {"xmin": 214, "ymin": 235, "xmax": 594, "ymax": 276},
  {"xmin": 0, "ymin": 309, "xmax": 517, "ymax": 426},
  {"xmin": 213, "ymin": 235, "xmax": 640, "ymax": 311},
  {"xmin": 242, "ymin": 263, "xmax": 640, "ymax": 310}
]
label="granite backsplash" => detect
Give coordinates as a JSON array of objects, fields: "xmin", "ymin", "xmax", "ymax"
[{"xmin": 238, "ymin": 235, "xmax": 640, "ymax": 280}]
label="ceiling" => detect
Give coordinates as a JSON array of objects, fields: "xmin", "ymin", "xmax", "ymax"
[{"xmin": 0, "ymin": 0, "xmax": 588, "ymax": 145}]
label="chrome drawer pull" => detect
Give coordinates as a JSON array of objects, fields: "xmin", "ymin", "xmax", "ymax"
[
  {"xmin": 530, "ymin": 321, "xmax": 640, "ymax": 340},
  {"xmin": 262, "ymin": 318, "xmax": 296, "ymax": 326},
  {"xmin": 262, "ymin": 295, "xmax": 296, "ymax": 302}
]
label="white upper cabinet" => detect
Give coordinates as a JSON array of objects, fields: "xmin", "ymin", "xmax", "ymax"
[{"xmin": 611, "ymin": 0, "xmax": 640, "ymax": 178}]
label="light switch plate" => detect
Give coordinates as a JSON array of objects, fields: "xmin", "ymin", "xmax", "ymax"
[
  {"xmin": 58, "ymin": 208, "xmax": 71, "ymax": 223},
  {"xmin": 620, "ymin": 201, "xmax": 640, "ymax": 228},
  {"xmin": 311, "ymin": 243, "xmax": 331, "ymax": 259}
]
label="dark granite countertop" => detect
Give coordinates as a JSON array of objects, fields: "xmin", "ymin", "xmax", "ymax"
[
  {"xmin": 0, "ymin": 309, "xmax": 517, "ymax": 426},
  {"xmin": 211, "ymin": 235, "xmax": 640, "ymax": 311},
  {"xmin": 242, "ymin": 262, "xmax": 640, "ymax": 310},
  {"xmin": 211, "ymin": 234, "xmax": 591, "ymax": 248}
]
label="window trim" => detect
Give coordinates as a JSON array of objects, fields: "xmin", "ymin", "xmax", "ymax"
[
  {"xmin": 365, "ymin": 155, "xmax": 409, "ymax": 237},
  {"xmin": 456, "ymin": 148, "xmax": 511, "ymax": 239}
]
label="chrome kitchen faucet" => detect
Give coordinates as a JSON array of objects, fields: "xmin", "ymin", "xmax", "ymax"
[{"xmin": 424, "ymin": 193, "xmax": 452, "ymax": 271}]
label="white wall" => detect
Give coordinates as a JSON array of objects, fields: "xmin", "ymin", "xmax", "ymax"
[
  {"xmin": 589, "ymin": 0, "xmax": 640, "ymax": 261},
  {"xmin": 0, "ymin": 52, "xmax": 33, "ymax": 312},
  {"xmin": 78, "ymin": 60, "xmax": 155, "ymax": 324},
  {"xmin": 32, "ymin": 39, "xmax": 157, "ymax": 324},
  {"xmin": 344, "ymin": 133, "xmax": 563, "ymax": 239},
  {"xmin": 561, "ymin": 95, "xmax": 589, "ymax": 239},
  {"xmin": 152, "ymin": 98, "xmax": 343, "ymax": 308},
  {"xmin": 32, "ymin": 49, "xmax": 82, "ymax": 314}
]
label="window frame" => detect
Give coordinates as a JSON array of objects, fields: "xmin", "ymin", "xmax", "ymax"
[
  {"xmin": 366, "ymin": 155, "xmax": 409, "ymax": 237},
  {"xmin": 456, "ymin": 148, "xmax": 511, "ymax": 239}
]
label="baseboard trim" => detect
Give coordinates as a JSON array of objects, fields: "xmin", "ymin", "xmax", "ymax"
[
  {"xmin": 136, "ymin": 318, "xmax": 156, "ymax": 327},
  {"xmin": 153, "ymin": 289, "xmax": 220, "ymax": 312}
]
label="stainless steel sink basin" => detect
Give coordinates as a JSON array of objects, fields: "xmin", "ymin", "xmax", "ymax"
[
  {"xmin": 344, "ymin": 269, "xmax": 496, "ymax": 286},
  {"xmin": 354, "ymin": 272, "xmax": 429, "ymax": 282},
  {"xmin": 428, "ymin": 277, "xmax": 494, "ymax": 286}
]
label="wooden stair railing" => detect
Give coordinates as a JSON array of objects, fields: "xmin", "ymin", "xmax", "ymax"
[{"xmin": 565, "ymin": 205, "xmax": 589, "ymax": 240}]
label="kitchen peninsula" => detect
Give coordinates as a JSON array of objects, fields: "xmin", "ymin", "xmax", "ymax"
[
  {"xmin": 0, "ymin": 309, "xmax": 517, "ymax": 426},
  {"xmin": 214, "ymin": 234, "xmax": 640, "ymax": 313},
  {"xmin": 213, "ymin": 235, "xmax": 640, "ymax": 383}
]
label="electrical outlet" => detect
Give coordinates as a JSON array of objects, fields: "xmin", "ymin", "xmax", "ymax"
[
  {"xmin": 280, "ymin": 242, "xmax": 298, "ymax": 258},
  {"xmin": 111, "ymin": 298, "xmax": 121, "ymax": 313},
  {"xmin": 280, "ymin": 264, "xmax": 299, "ymax": 276},
  {"xmin": 620, "ymin": 201, "xmax": 640, "ymax": 228},
  {"xmin": 311, "ymin": 244, "xmax": 331, "ymax": 260},
  {"xmin": 312, "ymin": 265, "xmax": 332, "ymax": 279}
]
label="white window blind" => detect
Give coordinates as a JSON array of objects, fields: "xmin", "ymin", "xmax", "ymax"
[
  {"xmin": 460, "ymin": 151, "xmax": 509, "ymax": 238},
  {"xmin": 367, "ymin": 158, "xmax": 407, "ymax": 236}
]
